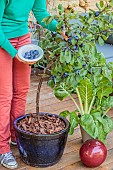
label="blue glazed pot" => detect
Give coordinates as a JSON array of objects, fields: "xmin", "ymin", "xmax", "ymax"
[{"xmin": 14, "ymin": 112, "xmax": 70, "ymax": 167}]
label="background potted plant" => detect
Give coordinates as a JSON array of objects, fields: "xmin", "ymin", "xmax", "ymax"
[{"xmin": 38, "ymin": 0, "xmax": 113, "ymax": 143}]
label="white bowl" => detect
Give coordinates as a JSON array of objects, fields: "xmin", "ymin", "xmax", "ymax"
[{"xmin": 17, "ymin": 44, "xmax": 44, "ymax": 62}]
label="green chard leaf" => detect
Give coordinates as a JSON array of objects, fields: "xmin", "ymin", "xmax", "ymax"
[
  {"xmin": 69, "ymin": 111, "xmax": 79, "ymax": 135},
  {"xmin": 96, "ymin": 77, "xmax": 112, "ymax": 99},
  {"xmin": 80, "ymin": 114, "xmax": 98, "ymax": 139},
  {"xmin": 60, "ymin": 110, "xmax": 70, "ymax": 118},
  {"xmin": 77, "ymin": 78, "xmax": 94, "ymax": 113},
  {"xmin": 54, "ymin": 83, "xmax": 69, "ymax": 100},
  {"xmin": 102, "ymin": 115, "xmax": 113, "ymax": 134}
]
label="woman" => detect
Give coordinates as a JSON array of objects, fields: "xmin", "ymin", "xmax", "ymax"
[{"xmin": 0, "ymin": 0, "xmax": 58, "ymax": 169}]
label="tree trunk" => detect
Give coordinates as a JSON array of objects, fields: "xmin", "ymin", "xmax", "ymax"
[{"xmin": 36, "ymin": 76, "xmax": 43, "ymax": 113}]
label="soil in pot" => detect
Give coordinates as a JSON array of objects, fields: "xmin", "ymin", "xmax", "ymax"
[
  {"xmin": 17, "ymin": 113, "xmax": 65, "ymax": 134},
  {"xmin": 14, "ymin": 112, "xmax": 70, "ymax": 167}
]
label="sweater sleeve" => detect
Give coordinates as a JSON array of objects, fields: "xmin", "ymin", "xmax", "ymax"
[
  {"xmin": 32, "ymin": 0, "xmax": 58, "ymax": 32},
  {"xmin": 0, "ymin": 0, "xmax": 17, "ymax": 58}
]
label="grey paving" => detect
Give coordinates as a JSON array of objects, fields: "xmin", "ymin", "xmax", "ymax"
[{"xmin": 96, "ymin": 43, "xmax": 113, "ymax": 63}]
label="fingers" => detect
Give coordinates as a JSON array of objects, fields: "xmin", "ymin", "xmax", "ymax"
[
  {"xmin": 15, "ymin": 54, "xmax": 36, "ymax": 65},
  {"xmin": 15, "ymin": 54, "xmax": 26, "ymax": 63},
  {"xmin": 28, "ymin": 62, "xmax": 37, "ymax": 65}
]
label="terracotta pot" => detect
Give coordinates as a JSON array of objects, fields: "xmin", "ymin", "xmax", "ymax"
[
  {"xmin": 14, "ymin": 112, "xmax": 70, "ymax": 167},
  {"xmin": 80, "ymin": 126, "xmax": 93, "ymax": 143}
]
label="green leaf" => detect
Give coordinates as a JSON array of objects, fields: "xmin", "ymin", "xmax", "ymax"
[
  {"xmin": 66, "ymin": 50, "xmax": 71, "ymax": 63},
  {"xmin": 42, "ymin": 16, "xmax": 54, "ymax": 25},
  {"xmin": 101, "ymin": 96, "xmax": 113, "ymax": 109},
  {"xmin": 71, "ymin": 38, "xmax": 76, "ymax": 45},
  {"xmin": 92, "ymin": 112, "xmax": 113, "ymax": 140},
  {"xmin": 58, "ymin": 4, "xmax": 64, "ymax": 12},
  {"xmin": 69, "ymin": 75, "xmax": 77, "ymax": 88},
  {"xmin": 80, "ymin": 114, "xmax": 98, "ymax": 138},
  {"xmin": 69, "ymin": 111, "xmax": 79, "ymax": 135},
  {"xmin": 54, "ymin": 83, "xmax": 69, "ymax": 100},
  {"xmin": 102, "ymin": 35, "xmax": 108, "ymax": 41},
  {"xmin": 57, "ymin": 21, "xmax": 64, "ymax": 29},
  {"xmin": 78, "ymin": 48, "xmax": 84, "ymax": 58},
  {"xmin": 97, "ymin": 124, "xmax": 107, "ymax": 143},
  {"xmin": 60, "ymin": 51, "xmax": 66, "ymax": 63},
  {"xmin": 77, "ymin": 78, "xmax": 94, "ymax": 113},
  {"xmin": 96, "ymin": 77, "xmax": 112, "ymax": 99},
  {"xmin": 98, "ymin": 37, "xmax": 104, "ymax": 46},
  {"xmin": 98, "ymin": 20, "xmax": 103, "ymax": 28},
  {"xmin": 69, "ymin": 126, "xmax": 75, "ymax": 135},
  {"xmin": 96, "ymin": 2, "xmax": 101, "ymax": 10},
  {"xmin": 46, "ymin": 16, "xmax": 54, "ymax": 24},
  {"xmin": 42, "ymin": 17, "xmax": 50, "ymax": 23},
  {"xmin": 97, "ymin": 86, "xmax": 112, "ymax": 99},
  {"xmin": 102, "ymin": 116, "xmax": 113, "ymax": 134},
  {"xmin": 70, "ymin": 111, "xmax": 79, "ymax": 126},
  {"xmin": 110, "ymin": 0, "xmax": 113, "ymax": 6},
  {"xmin": 92, "ymin": 112, "xmax": 102, "ymax": 123},
  {"xmin": 48, "ymin": 80, "xmax": 55, "ymax": 88},
  {"xmin": 60, "ymin": 110, "xmax": 70, "ymax": 118},
  {"xmin": 70, "ymin": 56, "xmax": 75, "ymax": 65},
  {"xmin": 91, "ymin": 45, "xmax": 96, "ymax": 57},
  {"xmin": 100, "ymin": 1, "xmax": 104, "ymax": 8},
  {"xmin": 87, "ymin": 17, "xmax": 94, "ymax": 24},
  {"xmin": 104, "ymin": 69, "xmax": 112, "ymax": 80},
  {"xmin": 108, "ymin": 62, "xmax": 113, "ymax": 69}
]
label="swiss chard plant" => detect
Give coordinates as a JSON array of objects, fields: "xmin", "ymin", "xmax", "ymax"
[
  {"xmin": 54, "ymin": 77, "xmax": 113, "ymax": 143},
  {"xmin": 38, "ymin": 0, "xmax": 113, "ymax": 142}
]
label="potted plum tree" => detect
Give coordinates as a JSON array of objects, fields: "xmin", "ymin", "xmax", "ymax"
[
  {"xmin": 13, "ymin": 9, "xmax": 71, "ymax": 170},
  {"xmin": 38, "ymin": 0, "xmax": 113, "ymax": 143}
]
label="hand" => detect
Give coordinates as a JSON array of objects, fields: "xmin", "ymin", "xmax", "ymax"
[
  {"xmin": 60, "ymin": 32, "xmax": 68, "ymax": 41},
  {"xmin": 15, "ymin": 54, "xmax": 25, "ymax": 63},
  {"xmin": 15, "ymin": 54, "xmax": 36, "ymax": 65}
]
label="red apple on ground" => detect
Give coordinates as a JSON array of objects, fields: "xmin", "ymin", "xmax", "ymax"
[{"xmin": 79, "ymin": 139, "xmax": 107, "ymax": 167}]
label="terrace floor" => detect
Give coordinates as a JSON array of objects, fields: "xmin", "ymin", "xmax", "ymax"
[{"xmin": 1, "ymin": 75, "xmax": 113, "ymax": 170}]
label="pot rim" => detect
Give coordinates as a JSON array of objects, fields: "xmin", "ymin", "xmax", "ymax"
[{"xmin": 14, "ymin": 112, "xmax": 70, "ymax": 137}]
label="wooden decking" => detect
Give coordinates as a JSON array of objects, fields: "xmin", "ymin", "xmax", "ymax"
[{"xmin": 1, "ymin": 75, "xmax": 113, "ymax": 170}]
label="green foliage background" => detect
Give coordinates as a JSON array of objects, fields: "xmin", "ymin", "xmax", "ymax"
[{"xmin": 37, "ymin": 0, "xmax": 113, "ymax": 143}]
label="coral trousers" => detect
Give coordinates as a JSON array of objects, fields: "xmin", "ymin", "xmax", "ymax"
[{"xmin": 0, "ymin": 33, "xmax": 31, "ymax": 154}]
